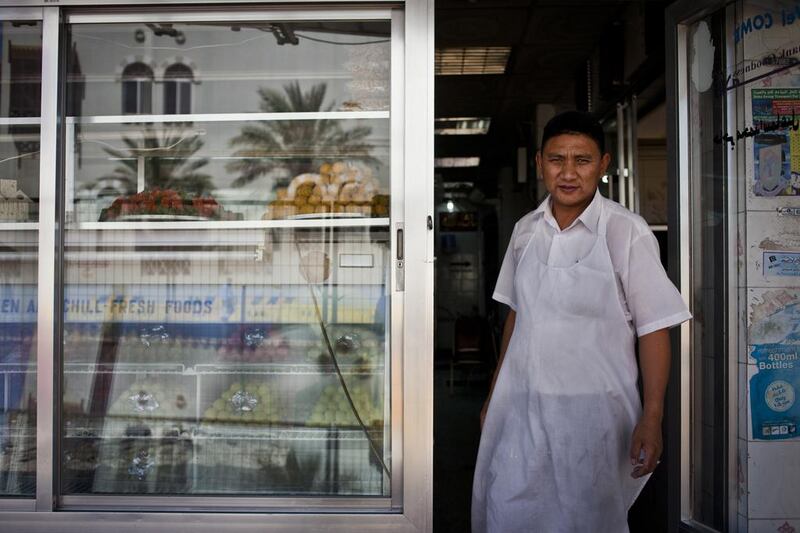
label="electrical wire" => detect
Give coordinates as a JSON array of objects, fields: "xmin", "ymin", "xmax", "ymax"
[
  {"xmin": 74, "ymin": 30, "xmax": 388, "ymax": 52},
  {"xmin": 0, "ymin": 150, "xmax": 39, "ymax": 165},
  {"xmin": 295, "ymin": 240, "xmax": 391, "ymax": 480},
  {"xmin": 77, "ymin": 130, "xmax": 206, "ymax": 153},
  {"xmin": 294, "ymin": 33, "xmax": 390, "ymax": 46},
  {"xmin": 73, "ymin": 32, "xmax": 272, "ymax": 53}
]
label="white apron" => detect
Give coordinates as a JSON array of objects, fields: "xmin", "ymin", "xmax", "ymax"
[{"xmin": 472, "ymin": 207, "xmax": 649, "ymax": 533}]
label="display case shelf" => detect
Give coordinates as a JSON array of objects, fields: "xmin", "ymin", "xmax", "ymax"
[
  {"xmin": 67, "ymin": 111, "xmax": 389, "ymax": 125},
  {"xmin": 194, "ymin": 363, "xmax": 384, "ymax": 376},
  {"xmin": 0, "ymin": 428, "xmax": 35, "ymax": 440},
  {"xmin": 76, "ymin": 218, "xmax": 389, "ymax": 231},
  {"xmin": 0, "ymin": 223, "xmax": 38, "ymax": 231},
  {"xmin": 60, "ymin": 362, "xmax": 384, "ymax": 377},
  {"xmin": 63, "ymin": 363, "xmax": 186, "ymax": 375},
  {"xmin": 64, "ymin": 425, "xmax": 374, "ymax": 442}
]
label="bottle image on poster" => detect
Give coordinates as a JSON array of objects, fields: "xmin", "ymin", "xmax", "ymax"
[{"xmin": 751, "ymin": 88, "xmax": 800, "ymax": 197}]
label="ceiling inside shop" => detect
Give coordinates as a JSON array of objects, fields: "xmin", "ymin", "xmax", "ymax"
[{"xmin": 434, "ymin": 0, "xmax": 671, "ymax": 186}]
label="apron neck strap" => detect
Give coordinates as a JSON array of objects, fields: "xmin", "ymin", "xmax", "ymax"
[{"xmin": 596, "ymin": 202, "xmax": 609, "ymax": 238}]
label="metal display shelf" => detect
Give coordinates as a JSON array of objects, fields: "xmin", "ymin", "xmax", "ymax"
[
  {"xmin": 64, "ymin": 219, "xmax": 390, "ymax": 248},
  {"xmin": 76, "ymin": 218, "xmax": 390, "ymax": 231},
  {"xmin": 61, "ymin": 362, "xmax": 384, "ymax": 376},
  {"xmin": 194, "ymin": 362, "xmax": 384, "ymax": 376},
  {"xmin": 63, "ymin": 363, "xmax": 186, "ymax": 375},
  {"xmin": 0, "ymin": 427, "xmax": 36, "ymax": 440},
  {"xmin": 0, "ymin": 223, "xmax": 38, "ymax": 231},
  {"xmin": 63, "ymin": 425, "xmax": 373, "ymax": 442},
  {"xmin": 66, "ymin": 111, "xmax": 389, "ymax": 125}
]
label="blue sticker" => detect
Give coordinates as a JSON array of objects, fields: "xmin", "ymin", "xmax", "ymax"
[
  {"xmin": 764, "ymin": 251, "xmax": 800, "ymax": 277},
  {"xmin": 750, "ymin": 346, "xmax": 800, "ymax": 440}
]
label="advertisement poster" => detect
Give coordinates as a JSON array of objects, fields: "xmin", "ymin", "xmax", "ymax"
[
  {"xmin": 764, "ymin": 251, "xmax": 800, "ymax": 276},
  {"xmin": 749, "ymin": 292, "xmax": 800, "ymax": 440},
  {"xmin": 751, "ymin": 88, "xmax": 800, "ymax": 196}
]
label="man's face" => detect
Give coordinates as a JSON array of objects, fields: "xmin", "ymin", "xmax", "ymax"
[{"xmin": 536, "ymin": 133, "xmax": 610, "ymax": 212}]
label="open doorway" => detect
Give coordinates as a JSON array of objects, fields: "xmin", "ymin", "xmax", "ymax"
[{"xmin": 432, "ymin": 2, "xmax": 675, "ymax": 531}]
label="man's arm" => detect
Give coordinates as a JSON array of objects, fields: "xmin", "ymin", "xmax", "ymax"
[
  {"xmin": 480, "ymin": 309, "xmax": 516, "ymax": 430},
  {"xmin": 629, "ymin": 328, "xmax": 671, "ymax": 478}
]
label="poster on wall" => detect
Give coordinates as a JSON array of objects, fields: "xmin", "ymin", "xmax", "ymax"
[
  {"xmin": 751, "ymin": 88, "xmax": 800, "ymax": 196},
  {"xmin": 749, "ymin": 290, "xmax": 800, "ymax": 440},
  {"xmin": 763, "ymin": 251, "xmax": 800, "ymax": 276}
]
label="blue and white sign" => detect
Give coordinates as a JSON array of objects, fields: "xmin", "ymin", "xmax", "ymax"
[
  {"xmin": 750, "ymin": 345, "xmax": 799, "ymax": 439},
  {"xmin": 749, "ymin": 299, "xmax": 800, "ymax": 440},
  {"xmin": 764, "ymin": 251, "xmax": 800, "ymax": 277}
]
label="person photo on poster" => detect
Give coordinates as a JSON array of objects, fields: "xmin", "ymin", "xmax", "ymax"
[{"xmin": 752, "ymin": 88, "xmax": 800, "ymax": 196}]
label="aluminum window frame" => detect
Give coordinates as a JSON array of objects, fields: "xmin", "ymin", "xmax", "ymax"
[
  {"xmin": 0, "ymin": 2, "xmax": 434, "ymax": 531},
  {"xmin": 0, "ymin": 4, "xmax": 46, "ymax": 510}
]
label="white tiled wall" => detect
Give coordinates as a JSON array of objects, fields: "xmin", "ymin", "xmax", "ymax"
[
  {"xmin": 746, "ymin": 519, "xmax": 800, "ymax": 533},
  {"xmin": 747, "ymin": 440, "xmax": 800, "ymax": 519},
  {"xmin": 735, "ymin": 3, "xmax": 800, "ymax": 530}
]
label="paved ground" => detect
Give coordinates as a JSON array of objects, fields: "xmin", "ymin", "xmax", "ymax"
[{"xmin": 433, "ymin": 366, "xmax": 489, "ymax": 533}]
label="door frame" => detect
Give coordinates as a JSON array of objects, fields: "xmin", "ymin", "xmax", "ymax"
[{"xmin": 665, "ymin": 1, "xmax": 739, "ymax": 531}]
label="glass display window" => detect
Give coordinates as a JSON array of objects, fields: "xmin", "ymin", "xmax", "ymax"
[
  {"xmin": 0, "ymin": 18, "xmax": 42, "ymax": 498},
  {"xmin": 59, "ymin": 14, "xmax": 395, "ymax": 504}
]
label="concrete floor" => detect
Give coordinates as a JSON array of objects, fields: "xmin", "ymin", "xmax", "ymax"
[{"xmin": 433, "ymin": 366, "xmax": 488, "ymax": 532}]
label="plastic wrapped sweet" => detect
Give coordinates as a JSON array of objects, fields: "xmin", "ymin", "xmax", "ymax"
[
  {"xmin": 305, "ymin": 326, "xmax": 383, "ymax": 366},
  {"xmin": 107, "ymin": 381, "xmax": 193, "ymax": 425},
  {"xmin": 216, "ymin": 328, "xmax": 290, "ymax": 363},
  {"xmin": 263, "ymin": 161, "xmax": 388, "ymax": 219}
]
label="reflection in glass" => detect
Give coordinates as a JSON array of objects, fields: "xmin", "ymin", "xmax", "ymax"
[
  {"xmin": 60, "ymin": 18, "xmax": 392, "ymax": 499},
  {"xmin": 67, "ymin": 21, "xmax": 390, "ymax": 116},
  {"xmin": 228, "ymin": 82, "xmax": 377, "ymax": 185},
  {"xmin": 0, "ymin": 19, "xmax": 41, "ymax": 498},
  {"xmin": 164, "ymin": 64, "xmax": 193, "ymax": 115},
  {"xmin": 0, "ymin": 125, "xmax": 39, "ymax": 222},
  {"xmin": 121, "ymin": 63, "xmax": 153, "ymax": 115},
  {"xmin": 687, "ymin": 15, "xmax": 727, "ymax": 530},
  {"xmin": 61, "ymin": 227, "xmax": 391, "ymax": 495},
  {"xmin": 69, "ymin": 119, "xmax": 389, "ymax": 223},
  {"xmin": 0, "ymin": 21, "xmax": 42, "ymax": 119}
]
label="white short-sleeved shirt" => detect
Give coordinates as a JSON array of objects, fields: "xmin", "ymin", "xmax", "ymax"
[{"xmin": 493, "ymin": 190, "xmax": 691, "ymax": 337}]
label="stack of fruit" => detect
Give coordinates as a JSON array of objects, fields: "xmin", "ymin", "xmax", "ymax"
[
  {"xmin": 201, "ymin": 381, "xmax": 280, "ymax": 425},
  {"xmin": 305, "ymin": 384, "xmax": 381, "ymax": 428}
]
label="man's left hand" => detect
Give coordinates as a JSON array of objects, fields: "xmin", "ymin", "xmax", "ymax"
[{"xmin": 629, "ymin": 416, "xmax": 663, "ymax": 479}]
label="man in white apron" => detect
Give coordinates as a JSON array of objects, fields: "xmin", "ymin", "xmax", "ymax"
[{"xmin": 472, "ymin": 111, "xmax": 691, "ymax": 533}]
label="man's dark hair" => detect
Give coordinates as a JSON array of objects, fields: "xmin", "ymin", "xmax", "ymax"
[{"xmin": 540, "ymin": 111, "xmax": 605, "ymax": 154}]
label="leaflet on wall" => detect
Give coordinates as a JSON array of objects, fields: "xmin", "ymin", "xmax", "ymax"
[
  {"xmin": 764, "ymin": 251, "xmax": 800, "ymax": 276},
  {"xmin": 751, "ymin": 88, "xmax": 800, "ymax": 196},
  {"xmin": 749, "ymin": 293, "xmax": 800, "ymax": 440}
]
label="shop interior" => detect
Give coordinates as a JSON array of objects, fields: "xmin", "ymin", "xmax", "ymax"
[{"xmin": 431, "ymin": 1, "xmax": 674, "ymax": 531}]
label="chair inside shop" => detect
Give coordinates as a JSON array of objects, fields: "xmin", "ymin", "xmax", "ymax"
[{"xmin": 447, "ymin": 315, "xmax": 496, "ymax": 394}]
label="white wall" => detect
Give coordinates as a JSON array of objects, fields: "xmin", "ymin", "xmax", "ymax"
[{"xmin": 736, "ymin": 2, "xmax": 800, "ymax": 530}]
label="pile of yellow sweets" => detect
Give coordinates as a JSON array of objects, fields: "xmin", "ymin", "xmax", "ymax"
[{"xmin": 264, "ymin": 161, "xmax": 389, "ymax": 219}]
